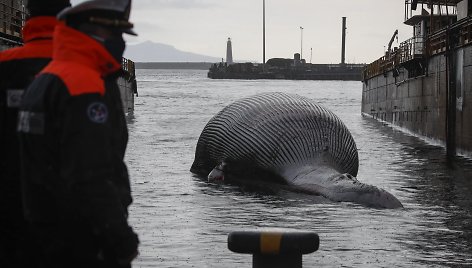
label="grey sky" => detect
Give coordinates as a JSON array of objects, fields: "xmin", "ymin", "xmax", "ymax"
[{"xmin": 71, "ymin": 0, "xmax": 416, "ymax": 64}]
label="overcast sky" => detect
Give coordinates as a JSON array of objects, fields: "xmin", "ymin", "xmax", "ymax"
[{"xmin": 71, "ymin": 0, "xmax": 418, "ymax": 64}]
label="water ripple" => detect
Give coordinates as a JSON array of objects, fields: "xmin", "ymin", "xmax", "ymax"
[{"xmin": 126, "ymin": 69, "xmax": 472, "ymax": 267}]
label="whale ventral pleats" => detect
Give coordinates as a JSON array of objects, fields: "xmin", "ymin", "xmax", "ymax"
[{"xmin": 190, "ymin": 92, "xmax": 402, "ymax": 209}]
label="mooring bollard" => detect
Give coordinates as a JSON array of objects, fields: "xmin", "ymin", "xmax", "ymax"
[{"xmin": 227, "ymin": 231, "xmax": 319, "ymax": 268}]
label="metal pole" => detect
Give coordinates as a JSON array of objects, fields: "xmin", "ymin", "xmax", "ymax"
[
  {"xmin": 263, "ymin": 0, "xmax": 266, "ymax": 70},
  {"xmin": 430, "ymin": 0, "xmax": 433, "ymax": 34},
  {"xmin": 300, "ymin": 26, "xmax": 304, "ymax": 60},
  {"xmin": 446, "ymin": 27, "xmax": 457, "ymax": 157},
  {"xmin": 341, "ymin": 17, "xmax": 346, "ymax": 65},
  {"xmin": 310, "ymin": 47, "xmax": 312, "ymax": 64}
]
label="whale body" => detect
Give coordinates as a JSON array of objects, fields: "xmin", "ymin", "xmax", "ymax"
[{"xmin": 191, "ymin": 92, "xmax": 402, "ymax": 209}]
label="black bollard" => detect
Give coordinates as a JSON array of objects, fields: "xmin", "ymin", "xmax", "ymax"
[{"xmin": 227, "ymin": 231, "xmax": 319, "ymax": 268}]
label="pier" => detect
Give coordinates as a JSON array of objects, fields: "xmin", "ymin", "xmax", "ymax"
[
  {"xmin": 208, "ymin": 59, "xmax": 365, "ymax": 81},
  {"xmin": 208, "ymin": 16, "xmax": 365, "ymax": 81}
]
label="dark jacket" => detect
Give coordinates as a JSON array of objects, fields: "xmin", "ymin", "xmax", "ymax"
[
  {"xmin": 0, "ymin": 16, "xmax": 58, "ymax": 222},
  {"xmin": 18, "ymin": 23, "xmax": 138, "ymax": 263}
]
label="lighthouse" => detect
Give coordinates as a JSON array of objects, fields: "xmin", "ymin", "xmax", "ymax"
[{"xmin": 226, "ymin": 38, "xmax": 233, "ymax": 64}]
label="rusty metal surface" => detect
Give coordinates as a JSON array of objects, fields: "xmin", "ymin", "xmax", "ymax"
[{"xmin": 362, "ymin": 44, "xmax": 472, "ymax": 155}]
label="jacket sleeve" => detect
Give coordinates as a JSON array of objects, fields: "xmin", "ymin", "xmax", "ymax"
[{"xmin": 59, "ymin": 92, "xmax": 138, "ymax": 259}]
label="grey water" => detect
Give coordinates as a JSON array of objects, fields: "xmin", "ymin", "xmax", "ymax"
[{"xmin": 126, "ymin": 69, "xmax": 472, "ymax": 267}]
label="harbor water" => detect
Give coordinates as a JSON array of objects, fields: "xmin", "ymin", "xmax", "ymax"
[{"xmin": 126, "ymin": 69, "xmax": 472, "ymax": 267}]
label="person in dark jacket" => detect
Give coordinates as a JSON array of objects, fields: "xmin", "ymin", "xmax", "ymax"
[
  {"xmin": 17, "ymin": 0, "xmax": 139, "ymax": 267},
  {"xmin": 0, "ymin": 1, "xmax": 70, "ymax": 267}
]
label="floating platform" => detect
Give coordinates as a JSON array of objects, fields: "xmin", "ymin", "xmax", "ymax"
[{"xmin": 208, "ymin": 56, "xmax": 365, "ymax": 81}]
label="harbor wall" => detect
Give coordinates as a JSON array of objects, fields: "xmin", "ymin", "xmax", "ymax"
[
  {"xmin": 208, "ymin": 63, "xmax": 365, "ymax": 81},
  {"xmin": 362, "ymin": 45, "xmax": 472, "ymax": 155}
]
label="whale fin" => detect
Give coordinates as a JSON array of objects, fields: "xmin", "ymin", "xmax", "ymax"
[
  {"xmin": 208, "ymin": 162, "xmax": 226, "ymax": 182},
  {"xmin": 323, "ymin": 174, "xmax": 403, "ymax": 208},
  {"xmin": 292, "ymin": 171, "xmax": 403, "ymax": 209}
]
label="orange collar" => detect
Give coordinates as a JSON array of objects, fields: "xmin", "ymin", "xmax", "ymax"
[
  {"xmin": 52, "ymin": 24, "xmax": 121, "ymax": 76},
  {"xmin": 22, "ymin": 16, "xmax": 59, "ymax": 43},
  {"xmin": 0, "ymin": 17, "xmax": 59, "ymax": 62}
]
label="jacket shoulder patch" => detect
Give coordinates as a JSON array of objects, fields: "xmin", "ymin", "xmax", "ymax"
[
  {"xmin": 87, "ymin": 102, "xmax": 108, "ymax": 123},
  {"xmin": 6, "ymin": 89, "xmax": 25, "ymax": 108}
]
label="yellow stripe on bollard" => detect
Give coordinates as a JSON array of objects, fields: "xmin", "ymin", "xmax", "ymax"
[{"xmin": 260, "ymin": 232, "xmax": 282, "ymax": 254}]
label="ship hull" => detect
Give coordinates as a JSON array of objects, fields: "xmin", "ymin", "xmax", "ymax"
[
  {"xmin": 362, "ymin": 45, "xmax": 472, "ymax": 156},
  {"xmin": 117, "ymin": 75, "xmax": 137, "ymax": 116}
]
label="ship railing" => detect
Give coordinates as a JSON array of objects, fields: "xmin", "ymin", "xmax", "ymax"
[
  {"xmin": 404, "ymin": 0, "xmax": 457, "ymax": 23},
  {"xmin": 364, "ymin": 5, "xmax": 472, "ymax": 81},
  {"xmin": 362, "ymin": 57, "xmax": 384, "ymax": 81},
  {"xmin": 398, "ymin": 36, "xmax": 426, "ymax": 64},
  {"xmin": 363, "ymin": 36, "xmax": 426, "ymax": 81},
  {"xmin": 121, "ymin": 57, "xmax": 136, "ymax": 80},
  {"xmin": 427, "ymin": 30, "xmax": 448, "ymax": 55},
  {"xmin": 0, "ymin": 0, "xmax": 26, "ymax": 39},
  {"xmin": 362, "ymin": 49, "xmax": 401, "ymax": 81},
  {"xmin": 427, "ymin": 15, "xmax": 472, "ymax": 56},
  {"xmin": 458, "ymin": 16, "xmax": 472, "ymax": 46},
  {"xmin": 121, "ymin": 57, "xmax": 138, "ymax": 98}
]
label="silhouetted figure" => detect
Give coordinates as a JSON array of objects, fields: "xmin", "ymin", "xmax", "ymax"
[
  {"xmin": 0, "ymin": 1, "xmax": 70, "ymax": 267},
  {"xmin": 18, "ymin": 0, "xmax": 139, "ymax": 267}
]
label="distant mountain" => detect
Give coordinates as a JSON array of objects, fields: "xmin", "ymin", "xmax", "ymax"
[{"xmin": 124, "ymin": 41, "xmax": 221, "ymax": 63}]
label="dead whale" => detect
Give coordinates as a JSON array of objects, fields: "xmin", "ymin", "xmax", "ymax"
[{"xmin": 191, "ymin": 92, "xmax": 402, "ymax": 209}]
